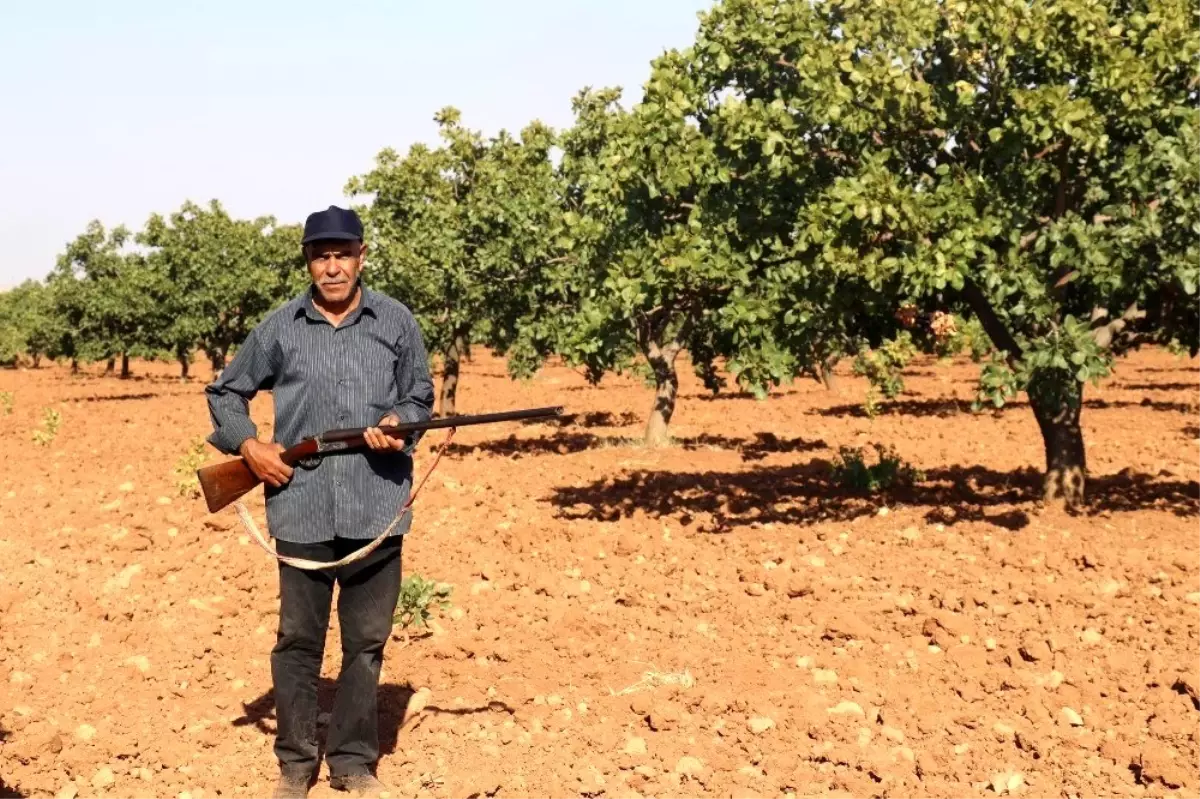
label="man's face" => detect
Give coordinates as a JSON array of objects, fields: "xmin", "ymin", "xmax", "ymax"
[{"xmin": 305, "ymin": 239, "xmax": 367, "ymax": 305}]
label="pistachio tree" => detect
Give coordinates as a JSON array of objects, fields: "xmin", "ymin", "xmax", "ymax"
[
  {"xmin": 48, "ymin": 221, "xmax": 162, "ymax": 377},
  {"xmin": 517, "ymin": 79, "xmax": 756, "ymax": 446},
  {"xmin": 0, "ymin": 289, "xmax": 25, "ymax": 366},
  {"xmin": 684, "ymin": 0, "xmax": 1198, "ymax": 505},
  {"xmin": 139, "ymin": 200, "xmax": 305, "ymax": 377},
  {"xmin": 348, "ymin": 108, "xmax": 560, "ymax": 416},
  {"xmin": 0, "ymin": 280, "xmax": 61, "ymax": 367}
]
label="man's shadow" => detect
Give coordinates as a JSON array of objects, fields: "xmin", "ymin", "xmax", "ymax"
[{"xmin": 233, "ymin": 680, "xmax": 416, "ymax": 760}]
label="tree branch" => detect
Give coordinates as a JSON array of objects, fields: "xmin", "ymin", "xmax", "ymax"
[
  {"xmin": 961, "ymin": 277, "xmax": 1022, "ymax": 368},
  {"xmin": 1049, "ymin": 140, "xmax": 1075, "ymax": 307},
  {"xmin": 1032, "ymin": 140, "xmax": 1064, "ymax": 161},
  {"xmin": 1053, "ymin": 141, "xmax": 1072, "ymax": 219}
]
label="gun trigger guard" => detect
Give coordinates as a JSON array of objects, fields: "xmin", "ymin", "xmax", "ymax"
[{"xmin": 296, "ymin": 456, "xmax": 321, "ymax": 470}]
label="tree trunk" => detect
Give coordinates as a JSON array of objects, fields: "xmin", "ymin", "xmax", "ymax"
[
  {"xmin": 70, "ymin": 358, "xmax": 79, "ymax": 374},
  {"xmin": 31, "ymin": 354, "xmax": 41, "ymax": 368},
  {"xmin": 119, "ymin": 352, "xmax": 130, "ymax": 379},
  {"xmin": 439, "ymin": 330, "xmax": 467, "ymax": 417},
  {"xmin": 816, "ymin": 356, "xmax": 840, "ymax": 391},
  {"xmin": 177, "ymin": 347, "xmax": 190, "ymax": 379},
  {"xmin": 209, "ymin": 349, "xmax": 226, "ymax": 377},
  {"xmin": 644, "ymin": 339, "xmax": 682, "ymax": 447},
  {"xmin": 105, "ymin": 357, "xmax": 115, "ymax": 374},
  {"xmin": 1030, "ymin": 381, "xmax": 1086, "ymax": 508}
]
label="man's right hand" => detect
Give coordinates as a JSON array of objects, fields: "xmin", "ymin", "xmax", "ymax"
[{"xmin": 240, "ymin": 439, "xmax": 294, "ymax": 487}]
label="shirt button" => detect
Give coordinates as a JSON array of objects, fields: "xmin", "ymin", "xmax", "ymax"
[{"xmin": 338, "ymin": 379, "xmax": 345, "ymax": 386}]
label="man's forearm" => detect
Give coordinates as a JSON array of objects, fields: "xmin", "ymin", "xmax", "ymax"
[
  {"xmin": 391, "ymin": 398, "xmax": 433, "ymax": 425},
  {"xmin": 206, "ymin": 390, "xmax": 259, "ymax": 455},
  {"xmin": 203, "ymin": 327, "xmax": 273, "ymax": 455}
]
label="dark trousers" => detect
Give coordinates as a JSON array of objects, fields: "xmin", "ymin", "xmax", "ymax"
[{"xmin": 272, "ymin": 535, "xmax": 404, "ymax": 779}]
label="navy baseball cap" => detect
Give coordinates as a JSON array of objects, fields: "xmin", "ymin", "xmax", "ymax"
[{"xmin": 302, "ymin": 205, "xmax": 364, "ymax": 245}]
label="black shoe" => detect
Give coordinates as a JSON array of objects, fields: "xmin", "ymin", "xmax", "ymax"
[
  {"xmin": 272, "ymin": 772, "xmax": 311, "ymax": 799},
  {"xmin": 329, "ymin": 773, "xmax": 391, "ymax": 797}
]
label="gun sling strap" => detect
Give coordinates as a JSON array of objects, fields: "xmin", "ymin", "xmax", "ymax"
[{"xmin": 232, "ymin": 427, "xmax": 457, "ymax": 571}]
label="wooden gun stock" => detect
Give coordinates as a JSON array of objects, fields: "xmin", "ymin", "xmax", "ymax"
[
  {"xmin": 197, "ymin": 405, "xmax": 562, "ymax": 514},
  {"xmin": 196, "ymin": 458, "xmax": 264, "ymax": 514}
]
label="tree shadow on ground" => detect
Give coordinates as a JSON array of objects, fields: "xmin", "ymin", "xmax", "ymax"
[
  {"xmin": 1183, "ymin": 424, "xmax": 1199, "ymax": 439},
  {"xmin": 548, "ymin": 460, "xmax": 1198, "ymax": 532},
  {"xmin": 0, "ymin": 724, "xmax": 24, "ymax": 798},
  {"xmin": 680, "ymin": 432, "xmax": 827, "ymax": 461},
  {"xmin": 445, "ymin": 430, "xmax": 826, "ymax": 461},
  {"xmin": 813, "ymin": 397, "xmax": 1197, "ymax": 419},
  {"xmin": 231, "ymin": 681, "xmax": 512, "ymax": 762},
  {"xmin": 71, "ymin": 392, "xmax": 159, "ymax": 402},
  {"xmin": 682, "ymin": 388, "xmax": 799, "ymax": 402},
  {"xmin": 522, "ymin": 410, "xmax": 639, "ymax": 428},
  {"xmin": 61, "ymin": 371, "xmax": 196, "ymax": 385},
  {"xmin": 1133, "ymin": 365, "xmax": 1197, "ymax": 373},
  {"xmin": 446, "ymin": 431, "xmax": 605, "ymax": 457},
  {"xmin": 1116, "ymin": 382, "xmax": 1198, "ymax": 391},
  {"xmin": 812, "ymin": 398, "xmax": 977, "ymax": 418}
]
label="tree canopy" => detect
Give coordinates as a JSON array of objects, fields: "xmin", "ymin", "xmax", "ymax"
[
  {"xmin": 139, "ymin": 200, "xmax": 305, "ymax": 376},
  {"xmin": 348, "ymin": 108, "xmax": 561, "ymax": 415}
]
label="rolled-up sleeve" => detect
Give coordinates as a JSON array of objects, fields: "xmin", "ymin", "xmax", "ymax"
[
  {"xmin": 205, "ymin": 327, "xmax": 276, "ymax": 454},
  {"xmin": 391, "ymin": 312, "xmax": 435, "ymax": 427}
]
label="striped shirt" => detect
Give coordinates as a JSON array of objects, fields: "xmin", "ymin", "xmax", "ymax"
[{"xmin": 204, "ymin": 281, "xmax": 435, "ymax": 543}]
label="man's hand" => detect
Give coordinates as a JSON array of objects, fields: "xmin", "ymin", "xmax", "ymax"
[
  {"xmin": 240, "ymin": 439, "xmax": 294, "ymax": 487},
  {"xmin": 364, "ymin": 413, "xmax": 407, "ymax": 451}
]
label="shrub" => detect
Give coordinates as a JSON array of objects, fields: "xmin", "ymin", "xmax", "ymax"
[
  {"xmin": 173, "ymin": 437, "xmax": 208, "ymax": 498},
  {"xmin": 394, "ymin": 574, "xmax": 452, "ymax": 630},
  {"xmin": 831, "ymin": 443, "xmax": 923, "ymax": 494},
  {"xmin": 31, "ymin": 407, "xmax": 60, "ymax": 446}
]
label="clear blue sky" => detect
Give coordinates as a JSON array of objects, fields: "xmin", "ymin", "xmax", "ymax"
[{"xmin": 0, "ymin": 0, "xmax": 713, "ymax": 289}]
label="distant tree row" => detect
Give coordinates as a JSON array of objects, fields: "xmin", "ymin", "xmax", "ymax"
[
  {"xmin": 3, "ymin": 0, "xmax": 1196, "ymax": 507},
  {"xmin": 0, "ymin": 203, "xmax": 305, "ymax": 378}
]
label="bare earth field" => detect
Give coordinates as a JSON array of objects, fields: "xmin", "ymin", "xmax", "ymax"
[{"xmin": 1, "ymin": 348, "xmax": 1197, "ymax": 799}]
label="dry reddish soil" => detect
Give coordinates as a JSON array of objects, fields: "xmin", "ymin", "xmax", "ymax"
[{"xmin": 1, "ymin": 348, "xmax": 1198, "ymax": 799}]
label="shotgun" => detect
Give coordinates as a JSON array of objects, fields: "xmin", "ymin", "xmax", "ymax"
[{"xmin": 197, "ymin": 405, "xmax": 562, "ymax": 513}]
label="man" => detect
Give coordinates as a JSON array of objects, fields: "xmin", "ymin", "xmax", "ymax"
[{"xmin": 205, "ymin": 205, "xmax": 435, "ymax": 798}]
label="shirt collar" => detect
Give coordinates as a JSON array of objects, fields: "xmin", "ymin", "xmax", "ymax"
[{"xmin": 294, "ymin": 279, "xmax": 377, "ymax": 323}]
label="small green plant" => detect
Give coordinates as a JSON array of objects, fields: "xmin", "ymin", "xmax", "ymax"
[
  {"xmin": 831, "ymin": 443, "xmax": 924, "ymax": 493},
  {"xmin": 394, "ymin": 575, "xmax": 452, "ymax": 631},
  {"xmin": 173, "ymin": 437, "xmax": 209, "ymax": 498},
  {"xmin": 863, "ymin": 388, "xmax": 881, "ymax": 419},
  {"xmin": 0, "ymin": 391, "xmax": 12, "ymax": 415},
  {"xmin": 853, "ymin": 332, "xmax": 917, "ymax": 413},
  {"xmin": 31, "ymin": 407, "xmax": 61, "ymax": 446}
]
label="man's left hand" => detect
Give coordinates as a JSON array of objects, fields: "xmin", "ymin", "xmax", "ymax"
[{"xmin": 364, "ymin": 413, "xmax": 407, "ymax": 451}]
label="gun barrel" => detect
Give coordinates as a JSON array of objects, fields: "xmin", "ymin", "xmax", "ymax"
[{"xmin": 321, "ymin": 405, "xmax": 563, "ymax": 443}]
